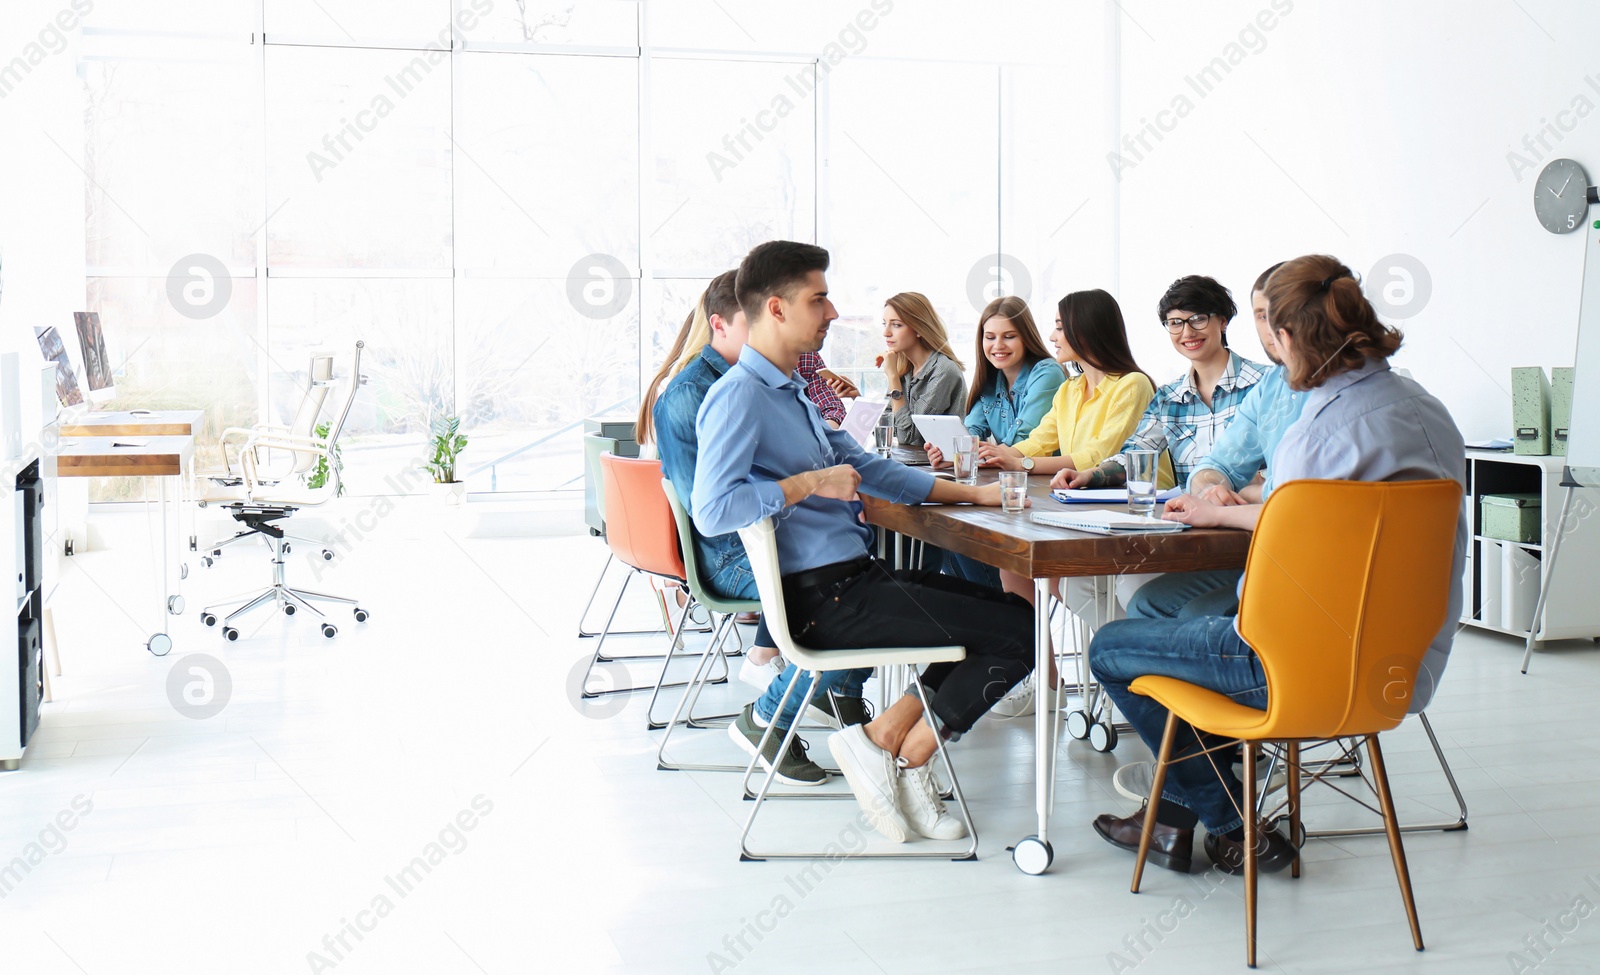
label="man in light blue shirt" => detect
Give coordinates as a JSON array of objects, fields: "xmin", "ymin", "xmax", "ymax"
[
  {"xmin": 1127, "ymin": 262, "xmax": 1308, "ymax": 619},
  {"xmin": 694, "ymin": 240, "xmax": 1036, "ymax": 844},
  {"xmin": 1087, "ymin": 255, "xmax": 1467, "ymax": 876}
]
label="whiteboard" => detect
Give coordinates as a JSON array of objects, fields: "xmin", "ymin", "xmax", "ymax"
[{"xmin": 1569, "ymin": 228, "xmax": 1600, "ymax": 486}]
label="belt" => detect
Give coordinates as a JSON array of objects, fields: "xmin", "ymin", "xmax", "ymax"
[{"xmin": 782, "ymin": 557, "xmax": 873, "ymax": 593}]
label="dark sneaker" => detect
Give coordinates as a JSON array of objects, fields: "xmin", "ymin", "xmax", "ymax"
[
  {"xmin": 812, "ymin": 694, "xmax": 874, "ymax": 728},
  {"xmin": 727, "ymin": 704, "xmax": 829, "ymax": 786}
]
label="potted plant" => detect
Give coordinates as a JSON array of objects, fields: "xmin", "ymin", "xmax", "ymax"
[
  {"xmin": 304, "ymin": 420, "xmax": 346, "ymax": 496},
  {"xmin": 425, "ymin": 414, "xmax": 468, "ymax": 506}
]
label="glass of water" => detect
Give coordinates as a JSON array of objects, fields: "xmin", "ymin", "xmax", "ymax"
[
  {"xmin": 1125, "ymin": 449, "xmax": 1159, "ymax": 516},
  {"xmin": 875, "ymin": 411, "xmax": 894, "ymax": 457},
  {"xmin": 952, "ymin": 435, "xmax": 978, "ymax": 484},
  {"xmin": 998, "ymin": 470, "xmax": 1028, "ymax": 513}
]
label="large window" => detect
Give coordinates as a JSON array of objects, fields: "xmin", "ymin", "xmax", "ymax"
[{"xmin": 80, "ymin": 1, "xmax": 1105, "ymax": 498}]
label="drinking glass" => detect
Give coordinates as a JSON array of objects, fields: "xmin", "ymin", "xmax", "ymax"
[
  {"xmin": 1125, "ymin": 449, "xmax": 1159, "ymax": 516},
  {"xmin": 952, "ymin": 435, "xmax": 978, "ymax": 484},
  {"xmin": 874, "ymin": 412, "xmax": 894, "ymax": 458},
  {"xmin": 999, "ymin": 470, "xmax": 1028, "ymax": 513}
]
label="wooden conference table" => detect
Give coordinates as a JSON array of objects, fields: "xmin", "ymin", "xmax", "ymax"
[{"xmin": 861, "ymin": 471, "xmax": 1251, "ymax": 874}]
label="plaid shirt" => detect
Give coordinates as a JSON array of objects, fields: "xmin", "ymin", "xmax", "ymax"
[
  {"xmin": 795, "ymin": 351, "xmax": 847, "ymax": 425},
  {"xmin": 1114, "ymin": 351, "xmax": 1267, "ymax": 483}
]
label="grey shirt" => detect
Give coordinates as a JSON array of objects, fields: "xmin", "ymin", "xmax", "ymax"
[
  {"xmin": 891, "ymin": 351, "xmax": 968, "ymax": 449},
  {"xmin": 1266, "ymin": 357, "xmax": 1467, "ymax": 712}
]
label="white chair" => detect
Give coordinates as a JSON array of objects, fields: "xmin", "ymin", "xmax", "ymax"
[
  {"xmin": 197, "ymin": 341, "xmax": 368, "ymax": 641},
  {"xmin": 735, "ymin": 518, "xmax": 978, "ymax": 862}
]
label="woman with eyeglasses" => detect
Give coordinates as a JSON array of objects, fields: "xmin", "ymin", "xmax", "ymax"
[{"xmin": 1056, "ymin": 274, "xmax": 1267, "ymax": 492}]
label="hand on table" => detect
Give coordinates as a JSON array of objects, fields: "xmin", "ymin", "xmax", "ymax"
[
  {"xmin": 1195, "ymin": 483, "xmax": 1247, "ymax": 506},
  {"xmin": 977, "ymin": 442, "xmax": 1021, "ymax": 470},
  {"xmin": 1161, "ymin": 492, "xmax": 1225, "ymax": 527},
  {"xmin": 1051, "ymin": 467, "xmax": 1095, "ymax": 490}
]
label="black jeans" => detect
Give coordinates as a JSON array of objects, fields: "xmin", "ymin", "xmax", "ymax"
[{"xmin": 782, "ymin": 560, "xmax": 1035, "ymax": 735}]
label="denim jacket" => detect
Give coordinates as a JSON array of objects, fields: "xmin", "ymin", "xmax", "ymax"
[
  {"xmin": 653, "ymin": 346, "xmax": 746, "ymax": 586},
  {"xmin": 962, "ymin": 357, "xmax": 1066, "ymax": 445}
]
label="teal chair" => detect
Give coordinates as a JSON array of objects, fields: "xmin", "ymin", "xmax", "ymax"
[{"xmin": 655, "ymin": 479, "xmax": 761, "ymax": 772}]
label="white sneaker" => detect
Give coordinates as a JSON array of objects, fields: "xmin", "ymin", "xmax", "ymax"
[
  {"xmin": 1113, "ymin": 759, "xmax": 1287, "ymax": 803},
  {"xmin": 827, "ymin": 725, "xmax": 910, "ymax": 843},
  {"xmin": 989, "ymin": 673, "xmax": 1036, "ymax": 718},
  {"xmin": 894, "ymin": 759, "xmax": 967, "ymax": 840},
  {"xmin": 738, "ymin": 654, "xmax": 785, "ymax": 694}
]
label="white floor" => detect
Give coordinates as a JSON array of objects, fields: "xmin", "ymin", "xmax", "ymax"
[{"xmin": 4, "ymin": 504, "xmax": 1600, "ymax": 974}]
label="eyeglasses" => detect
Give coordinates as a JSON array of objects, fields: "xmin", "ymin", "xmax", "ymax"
[{"xmin": 1161, "ymin": 313, "xmax": 1212, "ymax": 333}]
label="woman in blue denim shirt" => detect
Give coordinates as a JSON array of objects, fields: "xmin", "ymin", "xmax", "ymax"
[{"xmin": 927, "ymin": 297, "xmax": 1064, "ymax": 589}]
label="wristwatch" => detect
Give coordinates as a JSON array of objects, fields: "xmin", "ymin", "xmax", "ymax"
[
  {"xmin": 889, "ymin": 389, "xmax": 904, "ymax": 401},
  {"xmin": 1020, "ymin": 456, "xmax": 1035, "ymax": 472}
]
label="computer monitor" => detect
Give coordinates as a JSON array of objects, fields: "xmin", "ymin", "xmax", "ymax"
[{"xmin": 72, "ymin": 312, "xmax": 114, "ymax": 405}]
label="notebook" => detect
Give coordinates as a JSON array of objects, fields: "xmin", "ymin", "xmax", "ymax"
[
  {"xmin": 1030, "ymin": 510, "xmax": 1188, "ymax": 535},
  {"xmin": 1049, "ymin": 487, "xmax": 1183, "ymax": 504}
]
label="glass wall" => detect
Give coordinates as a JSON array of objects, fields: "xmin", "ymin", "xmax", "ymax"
[{"xmin": 80, "ymin": 1, "xmax": 1105, "ymax": 497}]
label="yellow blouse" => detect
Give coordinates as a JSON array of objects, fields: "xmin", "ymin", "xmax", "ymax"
[{"xmin": 1014, "ymin": 371, "xmax": 1176, "ymax": 488}]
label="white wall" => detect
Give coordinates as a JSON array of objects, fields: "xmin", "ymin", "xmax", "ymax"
[
  {"xmin": 1114, "ymin": 0, "xmax": 1593, "ymax": 441},
  {"xmin": 0, "ymin": 0, "xmax": 89, "ymax": 430}
]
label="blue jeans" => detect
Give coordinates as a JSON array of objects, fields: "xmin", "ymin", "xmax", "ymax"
[
  {"xmin": 712, "ymin": 560, "xmax": 871, "ymax": 728},
  {"xmin": 1125, "ymin": 569, "xmax": 1244, "ymax": 619},
  {"xmin": 1090, "ymin": 615, "xmax": 1267, "ymax": 834},
  {"xmin": 942, "ymin": 551, "xmax": 1001, "ymax": 590}
]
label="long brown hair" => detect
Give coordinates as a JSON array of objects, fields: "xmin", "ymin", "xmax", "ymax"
[
  {"xmin": 1262, "ymin": 255, "xmax": 1402, "ymax": 390},
  {"xmin": 636, "ymin": 271, "xmax": 736, "ymax": 446},
  {"xmin": 884, "ymin": 292, "xmax": 964, "ymax": 370},
  {"xmin": 964, "ymin": 296, "xmax": 1052, "ymax": 415},
  {"xmin": 1058, "ymin": 289, "xmax": 1149, "ymax": 382}
]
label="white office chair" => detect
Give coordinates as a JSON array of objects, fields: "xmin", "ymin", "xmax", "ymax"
[
  {"xmin": 735, "ymin": 519, "xmax": 978, "ymax": 862},
  {"xmin": 197, "ymin": 341, "xmax": 369, "ymax": 641}
]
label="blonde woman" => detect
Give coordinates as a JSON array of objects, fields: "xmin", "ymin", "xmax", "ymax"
[{"xmin": 879, "ymin": 292, "xmax": 968, "ymax": 451}]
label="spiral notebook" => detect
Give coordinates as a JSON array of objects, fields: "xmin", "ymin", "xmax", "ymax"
[{"xmin": 1030, "ymin": 510, "xmax": 1188, "ymax": 535}]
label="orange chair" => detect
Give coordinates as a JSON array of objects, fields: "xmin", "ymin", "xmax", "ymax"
[
  {"xmin": 579, "ymin": 455, "xmax": 726, "ymax": 724},
  {"xmin": 1129, "ymin": 478, "xmax": 1462, "ymax": 967}
]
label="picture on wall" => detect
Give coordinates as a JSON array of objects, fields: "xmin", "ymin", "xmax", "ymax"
[
  {"xmin": 73, "ymin": 311, "xmax": 113, "ymax": 398},
  {"xmin": 34, "ymin": 326, "xmax": 83, "ymax": 407}
]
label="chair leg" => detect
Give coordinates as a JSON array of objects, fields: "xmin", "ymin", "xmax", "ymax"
[
  {"xmin": 1132, "ymin": 712, "xmax": 1180, "ymax": 893},
  {"xmin": 908, "ymin": 669, "xmax": 980, "ymax": 860},
  {"xmin": 655, "ymin": 615, "xmax": 746, "ymax": 773},
  {"xmin": 1367, "ymin": 735, "xmax": 1425, "ymax": 952},
  {"xmin": 577, "ymin": 554, "xmax": 615, "ymax": 638},
  {"xmin": 1243, "ymin": 740, "xmax": 1259, "ymax": 968},
  {"xmin": 1287, "ymin": 741, "xmax": 1302, "ymax": 880}
]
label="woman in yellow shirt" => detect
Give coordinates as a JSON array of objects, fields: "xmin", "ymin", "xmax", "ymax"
[
  {"xmin": 977, "ymin": 289, "xmax": 1161, "ymax": 717},
  {"xmin": 979, "ymin": 289, "xmax": 1163, "ymax": 482}
]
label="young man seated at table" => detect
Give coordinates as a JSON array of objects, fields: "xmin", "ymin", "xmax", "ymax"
[
  {"xmin": 693, "ymin": 240, "xmax": 1036, "ymax": 844},
  {"xmin": 651, "ymin": 270, "xmax": 870, "ymax": 788},
  {"xmin": 1087, "ymin": 254, "xmax": 1467, "ymax": 875}
]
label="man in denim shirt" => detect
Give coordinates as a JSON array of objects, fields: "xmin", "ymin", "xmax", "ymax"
[{"xmin": 653, "ymin": 271, "xmax": 869, "ymax": 787}]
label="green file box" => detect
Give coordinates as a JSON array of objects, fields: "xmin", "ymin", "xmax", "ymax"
[
  {"xmin": 1512, "ymin": 366, "xmax": 1551, "ymax": 456},
  {"xmin": 1480, "ymin": 493, "xmax": 1542, "ymax": 544},
  {"xmin": 1551, "ymin": 366, "xmax": 1574, "ymax": 456}
]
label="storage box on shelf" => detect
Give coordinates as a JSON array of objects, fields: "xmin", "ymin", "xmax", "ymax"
[{"xmin": 1461, "ymin": 449, "xmax": 1600, "ymax": 644}]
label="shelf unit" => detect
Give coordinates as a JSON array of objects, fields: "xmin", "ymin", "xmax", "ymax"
[
  {"xmin": 0, "ymin": 447, "xmax": 46, "ymax": 770},
  {"xmin": 1461, "ymin": 449, "xmax": 1600, "ymax": 644}
]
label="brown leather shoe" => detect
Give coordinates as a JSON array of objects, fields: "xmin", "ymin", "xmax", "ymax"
[
  {"xmin": 735, "ymin": 612, "xmax": 761, "ymax": 625},
  {"xmin": 1204, "ymin": 825, "xmax": 1298, "ymax": 875},
  {"xmin": 1093, "ymin": 810, "xmax": 1194, "ymax": 874}
]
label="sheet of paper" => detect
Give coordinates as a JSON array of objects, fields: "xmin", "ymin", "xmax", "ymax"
[
  {"xmin": 841, "ymin": 397, "xmax": 888, "ymax": 450},
  {"xmin": 1031, "ymin": 509, "xmax": 1188, "ymax": 534},
  {"xmin": 910, "ymin": 414, "xmax": 971, "ymax": 460},
  {"xmin": 1049, "ymin": 487, "xmax": 1183, "ymax": 504}
]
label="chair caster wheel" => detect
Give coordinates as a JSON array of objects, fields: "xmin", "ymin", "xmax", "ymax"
[
  {"xmin": 147, "ymin": 633, "xmax": 172, "ymax": 657},
  {"xmin": 1089, "ymin": 720, "xmax": 1118, "ymax": 753},
  {"xmin": 168, "ymin": 595, "xmax": 185, "ymax": 615},
  {"xmin": 1011, "ymin": 835, "xmax": 1053, "ymax": 875},
  {"xmin": 189, "ymin": 535, "xmax": 197, "ymax": 551},
  {"xmin": 201, "ymin": 613, "xmax": 217, "ymax": 627},
  {"xmin": 223, "ymin": 627, "xmax": 239, "ymax": 642},
  {"xmin": 1065, "ymin": 709, "xmax": 1092, "ymax": 740},
  {"xmin": 64, "ymin": 539, "xmax": 74, "ymax": 556},
  {"xmin": 179, "ymin": 563, "xmax": 189, "ymax": 580},
  {"xmin": 322, "ymin": 549, "xmax": 334, "ymax": 561},
  {"xmin": 353, "ymin": 608, "xmax": 368, "ymax": 623},
  {"xmin": 322, "ymin": 624, "xmax": 337, "ymax": 638},
  {"xmin": 282, "ymin": 543, "xmax": 291, "ymax": 554},
  {"xmin": 201, "ymin": 557, "xmax": 214, "ymax": 568},
  {"xmin": 283, "ymin": 603, "xmax": 296, "ymax": 616}
]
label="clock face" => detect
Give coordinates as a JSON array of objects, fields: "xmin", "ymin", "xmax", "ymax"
[{"xmin": 1535, "ymin": 158, "xmax": 1590, "ymax": 234}]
